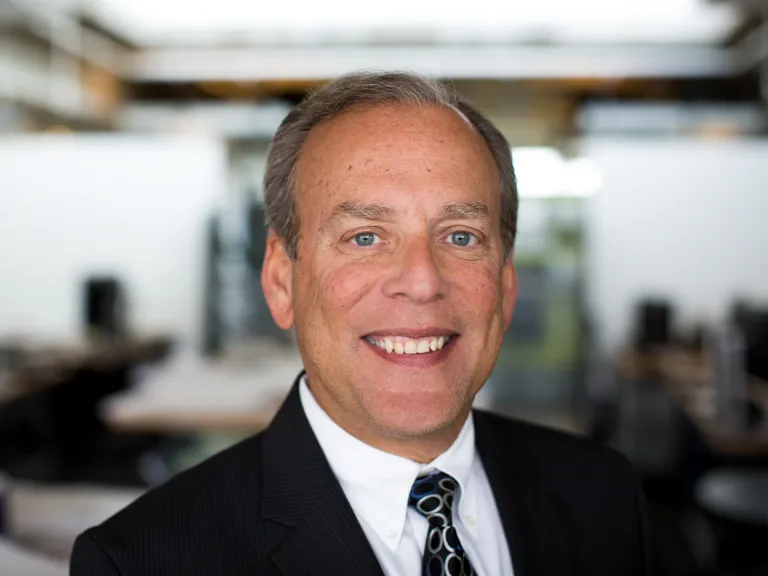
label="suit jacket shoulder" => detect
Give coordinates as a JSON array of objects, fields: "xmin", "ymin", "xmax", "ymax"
[
  {"xmin": 71, "ymin": 432, "xmax": 291, "ymax": 576},
  {"xmin": 474, "ymin": 409, "xmax": 655, "ymax": 576}
]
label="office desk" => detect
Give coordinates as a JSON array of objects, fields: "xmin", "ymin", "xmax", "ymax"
[
  {"xmin": 6, "ymin": 483, "xmax": 142, "ymax": 563},
  {"xmin": 101, "ymin": 353, "xmax": 304, "ymax": 435},
  {"xmin": 0, "ymin": 539, "xmax": 66, "ymax": 576},
  {"xmin": 0, "ymin": 336, "xmax": 171, "ymax": 403},
  {"xmin": 0, "ymin": 336, "xmax": 172, "ymax": 479},
  {"xmin": 616, "ymin": 348, "xmax": 768, "ymax": 456}
]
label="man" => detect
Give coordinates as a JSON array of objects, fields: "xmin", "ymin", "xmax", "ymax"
[{"xmin": 71, "ymin": 72, "xmax": 654, "ymax": 576}]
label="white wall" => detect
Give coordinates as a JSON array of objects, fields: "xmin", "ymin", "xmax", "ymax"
[
  {"xmin": 582, "ymin": 138, "xmax": 768, "ymax": 349},
  {"xmin": 0, "ymin": 135, "xmax": 227, "ymax": 344}
]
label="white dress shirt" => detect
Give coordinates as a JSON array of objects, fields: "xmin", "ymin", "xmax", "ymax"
[{"xmin": 299, "ymin": 377, "xmax": 515, "ymax": 576}]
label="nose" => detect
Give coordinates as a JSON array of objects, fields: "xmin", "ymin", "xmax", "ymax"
[{"xmin": 382, "ymin": 236, "xmax": 445, "ymax": 303}]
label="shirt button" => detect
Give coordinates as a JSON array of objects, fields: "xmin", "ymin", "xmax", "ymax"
[
  {"xmin": 386, "ymin": 528, "xmax": 398, "ymax": 538},
  {"xmin": 466, "ymin": 515, "xmax": 476, "ymax": 527}
]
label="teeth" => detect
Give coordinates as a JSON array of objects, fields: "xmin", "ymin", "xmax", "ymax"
[{"xmin": 366, "ymin": 335, "xmax": 452, "ymax": 355}]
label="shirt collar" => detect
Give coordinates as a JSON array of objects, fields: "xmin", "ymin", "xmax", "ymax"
[{"xmin": 299, "ymin": 375, "xmax": 479, "ymax": 550}]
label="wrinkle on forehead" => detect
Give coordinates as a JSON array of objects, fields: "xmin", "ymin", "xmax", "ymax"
[{"xmin": 297, "ymin": 103, "xmax": 491, "ymax": 181}]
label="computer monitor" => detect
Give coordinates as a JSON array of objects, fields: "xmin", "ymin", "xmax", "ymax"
[{"xmin": 634, "ymin": 298, "xmax": 674, "ymax": 350}]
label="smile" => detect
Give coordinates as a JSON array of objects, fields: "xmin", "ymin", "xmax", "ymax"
[{"xmin": 363, "ymin": 335, "xmax": 453, "ymax": 355}]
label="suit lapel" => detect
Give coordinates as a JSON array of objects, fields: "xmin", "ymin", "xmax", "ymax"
[
  {"xmin": 474, "ymin": 411, "xmax": 579, "ymax": 576},
  {"xmin": 261, "ymin": 374, "xmax": 385, "ymax": 576},
  {"xmin": 270, "ymin": 480, "xmax": 386, "ymax": 576}
]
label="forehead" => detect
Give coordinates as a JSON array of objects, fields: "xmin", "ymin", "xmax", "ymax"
[{"xmin": 294, "ymin": 104, "xmax": 499, "ymax": 210}]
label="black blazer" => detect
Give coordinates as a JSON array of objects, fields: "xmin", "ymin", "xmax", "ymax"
[{"xmin": 71, "ymin": 374, "xmax": 655, "ymax": 576}]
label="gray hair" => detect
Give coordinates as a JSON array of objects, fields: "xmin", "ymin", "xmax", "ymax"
[{"xmin": 263, "ymin": 71, "xmax": 518, "ymax": 260}]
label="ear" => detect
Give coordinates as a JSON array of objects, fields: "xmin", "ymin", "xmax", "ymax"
[
  {"xmin": 261, "ymin": 230, "xmax": 295, "ymax": 330},
  {"xmin": 501, "ymin": 256, "xmax": 518, "ymax": 332}
]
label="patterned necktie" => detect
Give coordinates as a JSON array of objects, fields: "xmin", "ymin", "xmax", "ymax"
[{"xmin": 408, "ymin": 470, "xmax": 477, "ymax": 576}]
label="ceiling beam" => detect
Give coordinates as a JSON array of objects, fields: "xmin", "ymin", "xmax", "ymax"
[
  {"xmin": 740, "ymin": 21, "xmax": 768, "ymax": 68},
  {"xmin": 2, "ymin": 3, "xmax": 122, "ymax": 73},
  {"xmin": 729, "ymin": 0, "xmax": 767, "ymax": 105},
  {"xmin": 0, "ymin": 3, "xmax": 122, "ymax": 125},
  {"xmin": 122, "ymin": 44, "xmax": 743, "ymax": 83}
]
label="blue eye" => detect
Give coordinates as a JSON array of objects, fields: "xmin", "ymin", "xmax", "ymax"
[
  {"xmin": 352, "ymin": 232, "xmax": 381, "ymax": 246},
  {"xmin": 448, "ymin": 231, "xmax": 476, "ymax": 247}
]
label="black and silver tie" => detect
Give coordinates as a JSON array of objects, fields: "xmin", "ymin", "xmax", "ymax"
[{"xmin": 408, "ymin": 470, "xmax": 477, "ymax": 576}]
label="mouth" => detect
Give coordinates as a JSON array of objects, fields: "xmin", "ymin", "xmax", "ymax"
[{"xmin": 362, "ymin": 331, "xmax": 458, "ymax": 356}]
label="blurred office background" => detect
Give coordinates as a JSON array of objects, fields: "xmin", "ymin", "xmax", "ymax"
[{"xmin": 1, "ymin": 0, "xmax": 767, "ymax": 573}]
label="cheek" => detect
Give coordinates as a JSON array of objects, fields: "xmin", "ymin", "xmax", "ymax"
[
  {"xmin": 316, "ymin": 262, "xmax": 377, "ymax": 318},
  {"xmin": 455, "ymin": 265, "xmax": 502, "ymax": 315}
]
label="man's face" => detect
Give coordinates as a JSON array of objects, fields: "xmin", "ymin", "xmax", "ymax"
[{"xmin": 263, "ymin": 104, "xmax": 516, "ymax": 441}]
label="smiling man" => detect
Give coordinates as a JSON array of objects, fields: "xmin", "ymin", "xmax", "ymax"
[{"xmin": 71, "ymin": 72, "xmax": 654, "ymax": 576}]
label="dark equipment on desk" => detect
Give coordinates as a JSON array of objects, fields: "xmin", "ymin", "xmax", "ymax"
[
  {"xmin": 743, "ymin": 310, "xmax": 768, "ymax": 384},
  {"xmin": 83, "ymin": 276, "xmax": 127, "ymax": 339},
  {"xmin": 633, "ymin": 298, "xmax": 674, "ymax": 351},
  {"xmin": 730, "ymin": 302, "xmax": 768, "ymax": 382}
]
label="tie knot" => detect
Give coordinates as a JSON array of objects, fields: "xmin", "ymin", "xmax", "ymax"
[{"xmin": 408, "ymin": 470, "xmax": 459, "ymax": 527}]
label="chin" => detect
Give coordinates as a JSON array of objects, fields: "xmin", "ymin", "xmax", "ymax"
[{"xmin": 364, "ymin": 391, "xmax": 465, "ymax": 439}]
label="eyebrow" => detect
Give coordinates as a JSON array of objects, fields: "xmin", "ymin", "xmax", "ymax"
[
  {"xmin": 323, "ymin": 200, "xmax": 490, "ymax": 228},
  {"xmin": 440, "ymin": 202, "xmax": 490, "ymax": 220},
  {"xmin": 324, "ymin": 201, "xmax": 398, "ymax": 227}
]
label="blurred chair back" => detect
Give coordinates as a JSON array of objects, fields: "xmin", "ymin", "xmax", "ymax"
[{"xmin": 708, "ymin": 324, "xmax": 748, "ymax": 431}]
